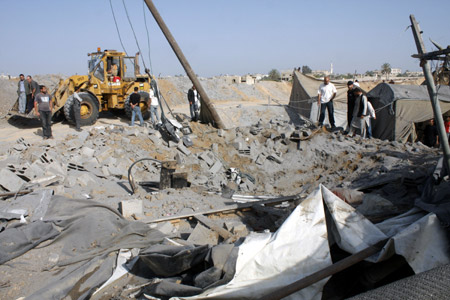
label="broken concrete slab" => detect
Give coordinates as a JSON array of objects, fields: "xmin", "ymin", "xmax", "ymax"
[
  {"xmin": 0, "ymin": 168, "xmax": 26, "ymax": 192},
  {"xmin": 199, "ymin": 152, "xmax": 214, "ymax": 167},
  {"xmin": 255, "ymin": 153, "xmax": 267, "ymax": 165},
  {"xmin": 187, "ymin": 222, "xmax": 219, "ymax": 245},
  {"xmin": 209, "ymin": 160, "xmax": 223, "ymax": 175},
  {"xmin": 81, "ymin": 147, "xmax": 95, "ymax": 158},
  {"xmin": 120, "ymin": 199, "xmax": 144, "ymax": 218},
  {"xmin": 177, "ymin": 144, "xmax": 191, "ymax": 156},
  {"xmin": 77, "ymin": 173, "xmax": 98, "ymax": 187},
  {"xmin": 268, "ymin": 153, "xmax": 283, "ymax": 164}
]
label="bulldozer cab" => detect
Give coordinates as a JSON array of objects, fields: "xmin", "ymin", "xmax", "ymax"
[{"xmin": 87, "ymin": 50, "xmax": 140, "ymax": 84}]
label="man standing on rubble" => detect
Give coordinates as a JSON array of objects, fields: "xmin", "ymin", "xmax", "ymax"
[
  {"xmin": 129, "ymin": 87, "xmax": 144, "ymax": 127},
  {"xmin": 34, "ymin": 85, "xmax": 53, "ymax": 139},
  {"xmin": 149, "ymin": 87, "xmax": 160, "ymax": 127},
  {"xmin": 353, "ymin": 87, "xmax": 369, "ymax": 138},
  {"xmin": 188, "ymin": 85, "xmax": 199, "ymax": 122},
  {"xmin": 26, "ymin": 76, "xmax": 40, "ymax": 114},
  {"xmin": 317, "ymin": 76, "xmax": 337, "ymax": 129},
  {"xmin": 345, "ymin": 81, "xmax": 356, "ymax": 134},
  {"xmin": 17, "ymin": 74, "xmax": 30, "ymax": 114}
]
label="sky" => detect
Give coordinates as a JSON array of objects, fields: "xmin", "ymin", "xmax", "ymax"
[{"xmin": 0, "ymin": 0, "xmax": 449, "ymax": 78}]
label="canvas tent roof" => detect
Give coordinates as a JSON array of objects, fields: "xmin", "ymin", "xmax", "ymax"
[
  {"xmin": 288, "ymin": 71, "xmax": 349, "ymax": 127},
  {"xmin": 367, "ymin": 83, "xmax": 450, "ymax": 142}
]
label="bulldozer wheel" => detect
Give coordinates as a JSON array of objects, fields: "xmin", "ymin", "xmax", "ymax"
[
  {"xmin": 125, "ymin": 91, "xmax": 150, "ymax": 120},
  {"xmin": 64, "ymin": 92, "xmax": 99, "ymax": 126}
]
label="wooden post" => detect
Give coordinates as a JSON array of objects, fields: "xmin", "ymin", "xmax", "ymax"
[
  {"xmin": 410, "ymin": 15, "xmax": 450, "ymax": 172},
  {"xmin": 143, "ymin": 0, "xmax": 225, "ymax": 129}
]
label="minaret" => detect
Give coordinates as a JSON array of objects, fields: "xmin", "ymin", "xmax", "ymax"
[{"xmin": 330, "ymin": 63, "xmax": 333, "ymax": 75}]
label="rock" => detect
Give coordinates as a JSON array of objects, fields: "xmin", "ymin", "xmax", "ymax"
[
  {"xmin": 199, "ymin": 152, "xmax": 214, "ymax": 167},
  {"xmin": 255, "ymin": 153, "xmax": 266, "ymax": 165},
  {"xmin": 120, "ymin": 199, "xmax": 144, "ymax": 218},
  {"xmin": 209, "ymin": 160, "xmax": 223, "ymax": 174},
  {"xmin": 177, "ymin": 144, "xmax": 191, "ymax": 156},
  {"xmin": 0, "ymin": 168, "xmax": 26, "ymax": 192},
  {"xmin": 77, "ymin": 173, "xmax": 98, "ymax": 187},
  {"xmin": 187, "ymin": 223, "xmax": 219, "ymax": 245},
  {"xmin": 81, "ymin": 147, "xmax": 95, "ymax": 158},
  {"xmin": 268, "ymin": 153, "xmax": 283, "ymax": 164}
]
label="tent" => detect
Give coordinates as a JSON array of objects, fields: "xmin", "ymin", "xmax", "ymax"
[
  {"xmin": 367, "ymin": 83, "xmax": 450, "ymax": 142},
  {"xmin": 288, "ymin": 71, "xmax": 349, "ymax": 128}
]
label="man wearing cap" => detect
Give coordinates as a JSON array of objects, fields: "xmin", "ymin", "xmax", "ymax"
[
  {"xmin": 345, "ymin": 81, "xmax": 356, "ymax": 134},
  {"xmin": 317, "ymin": 76, "xmax": 337, "ymax": 128}
]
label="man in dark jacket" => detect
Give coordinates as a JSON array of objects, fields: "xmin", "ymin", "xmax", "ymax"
[
  {"xmin": 26, "ymin": 76, "xmax": 39, "ymax": 113},
  {"xmin": 187, "ymin": 85, "xmax": 199, "ymax": 121},
  {"xmin": 424, "ymin": 119, "xmax": 439, "ymax": 147},
  {"xmin": 129, "ymin": 87, "xmax": 144, "ymax": 127},
  {"xmin": 345, "ymin": 81, "xmax": 356, "ymax": 134}
]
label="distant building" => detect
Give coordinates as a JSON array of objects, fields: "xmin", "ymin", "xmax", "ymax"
[
  {"xmin": 406, "ymin": 71, "xmax": 424, "ymax": 77},
  {"xmin": 223, "ymin": 75, "xmax": 241, "ymax": 84},
  {"xmin": 241, "ymin": 75, "xmax": 255, "ymax": 85},
  {"xmin": 311, "ymin": 70, "xmax": 331, "ymax": 77},
  {"xmin": 391, "ymin": 68, "xmax": 402, "ymax": 76},
  {"xmin": 280, "ymin": 70, "xmax": 293, "ymax": 81}
]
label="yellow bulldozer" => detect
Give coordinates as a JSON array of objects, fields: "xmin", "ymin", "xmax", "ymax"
[{"xmin": 13, "ymin": 48, "xmax": 153, "ymax": 125}]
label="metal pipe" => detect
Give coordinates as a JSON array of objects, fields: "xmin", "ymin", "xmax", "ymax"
[
  {"xmin": 410, "ymin": 15, "xmax": 450, "ymax": 172},
  {"xmin": 143, "ymin": 0, "xmax": 225, "ymax": 129}
]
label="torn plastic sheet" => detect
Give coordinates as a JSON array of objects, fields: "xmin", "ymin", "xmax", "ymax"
[{"xmin": 176, "ymin": 184, "xmax": 450, "ymax": 300}]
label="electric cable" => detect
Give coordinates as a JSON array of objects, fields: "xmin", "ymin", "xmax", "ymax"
[
  {"xmin": 109, "ymin": 0, "xmax": 128, "ymax": 55},
  {"xmin": 143, "ymin": 0, "xmax": 153, "ymax": 73},
  {"xmin": 122, "ymin": 0, "xmax": 147, "ymax": 69}
]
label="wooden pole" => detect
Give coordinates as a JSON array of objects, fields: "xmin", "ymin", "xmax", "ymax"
[
  {"xmin": 143, "ymin": 0, "xmax": 225, "ymax": 129},
  {"xmin": 259, "ymin": 239, "xmax": 388, "ymax": 300},
  {"xmin": 410, "ymin": 15, "xmax": 450, "ymax": 172}
]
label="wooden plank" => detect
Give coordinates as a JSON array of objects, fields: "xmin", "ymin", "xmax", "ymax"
[
  {"xmin": 194, "ymin": 214, "xmax": 233, "ymax": 240},
  {"xmin": 145, "ymin": 194, "xmax": 299, "ymax": 223}
]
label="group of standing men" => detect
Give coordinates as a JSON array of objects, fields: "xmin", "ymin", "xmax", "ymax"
[
  {"xmin": 17, "ymin": 74, "xmax": 40, "ymax": 114},
  {"xmin": 316, "ymin": 76, "xmax": 375, "ymax": 138}
]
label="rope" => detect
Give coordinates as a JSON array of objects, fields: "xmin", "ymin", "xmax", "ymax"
[
  {"xmin": 109, "ymin": 0, "xmax": 128, "ymax": 55},
  {"xmin": 122, "ymin": 0, "xmax": 147, "ymax": 69},
  {"xmin": 143, "ymin": 0, "xmax": 153, "ymax": 73}
]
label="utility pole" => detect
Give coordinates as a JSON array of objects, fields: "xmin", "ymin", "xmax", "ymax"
[
  {"xmin": 410, "ymin": 14, "xmax": 450, "ymax": 172},
  {"xmin": 143, "ymin": 0, "xmax": 225, "ymax": 129}
]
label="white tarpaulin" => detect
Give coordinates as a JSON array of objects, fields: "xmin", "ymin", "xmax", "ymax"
[{"xmin": 178, "ymin": 185, "xmax": 450, "ymax": 300}]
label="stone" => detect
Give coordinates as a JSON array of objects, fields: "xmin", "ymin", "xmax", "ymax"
[
  {"xmin": 108, "ymin": 166, "xmax": 124, "ymax": 178},
  {"xmin": 199, "ymin": 152, "xmax": 214, "ymax": 166},
  {"xmin": 175, "ymin": 153, "xmax": 185, "ymax": 165},
  {"xmin": 96, "ymin": 147, "xmax": 114, "ymax": 164},
  {"xmin": 101, "ymin": 166, "xmax": 110, "ymax": 177},
  {"xmin": 211, "ymin": 143, "xmax": 219, "ymax": 155},
  {"xmin": 0, "ymin": 168, "xmax": 26, "ymax": 192},
  {"xmin": 46, "ymin": 161, "xmax": 66, "ymax": 177},
  {"xmin": 268, "ymin": 153, "xmax": 283, "ymax": 164},
  {"xmin": 182, "ymin": 136, "xmax": 193, "ymax": 147},
  {"xmin": 168, "ymin": 140, "xmax": 178, "ymax": 148},
  {"xmin": 77, "ymin": 130, "xmax": 90, "ymax": 143},
  {"xmin": 120, "ymin": 199, "xmax": 144, "ymax": 218},
  {"xmin": 217, "ymin": 129, "xmax": 225, "ymax": 137},
  {"xmin": 209, "ymin": 160, "xmax": 223, "ymax": 174},
  {"xmin": 65, "ymin": 175, "xmax": 78, "ymax": 188},
  {"xmin": 187, "ymin": 223, "xmax": 219, "ymax": 245},
  {"xmin": 177, "ymin": 144, "xmax": 191, "ymax": 156},
  {"xmin": 77, "ymin": 173, "xmax": 97, "ymax": 187},
  {"xmin": 149, "ymin": 134, "xmax": 162, "ymax": 146},
  {"xmin": 81, "ymin": 147, "xmax": 95, "ymax": 158},
  {"xmin": 255, "ymin": 153, "xmax": 266, "ymax": 165}
]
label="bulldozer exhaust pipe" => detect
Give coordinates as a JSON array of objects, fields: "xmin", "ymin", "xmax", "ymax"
[{"xmin": 143, "ymin": 0, "xmax": 225, "ymax": 129}]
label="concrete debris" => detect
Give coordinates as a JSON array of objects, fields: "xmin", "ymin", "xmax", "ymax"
[
  {"xmin": 120, "ymin": 199, "xmax": 144, "ymax": 218},
  {"xmin": 199, "ymin": 152, "xmax": 215, "ymax": 167},
  {"xmin": 0, "ymin": 168, "xmax": 26, "ymax": 191},
  {"xmin": 177, "ymin": 143, "xmax": 191, "ymax": 156},
  {"xmin": 268, "ymin": 153, "xmax": 284, "ymax": 164},
  {"xmin": 187, "ymin": 222, "xmax": 219, "ymax": 246},
  {"xmin": 209, "ymin": 160, "xmax": 223, "ymax": 175}
]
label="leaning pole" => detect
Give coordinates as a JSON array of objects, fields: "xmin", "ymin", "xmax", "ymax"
[
  {"xmin": 410, "ymin": 15, "xmax": 450, "ymax": 172},
  {"xmin": 144, "ymin": 0, "xmax": 225, "ymax": 129}
]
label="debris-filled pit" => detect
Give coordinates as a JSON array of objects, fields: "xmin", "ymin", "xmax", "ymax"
[{"xmin": 0, "ymin": 102, "xmax": 449, "ymax": 300}]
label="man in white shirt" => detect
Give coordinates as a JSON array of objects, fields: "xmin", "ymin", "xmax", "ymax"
[
  {"xmin": 149, "ymin": 88, "xmax": 160, "ymax": 126},
  {"xmin": 317, "ymin": 76, "xmax": 337, "ymax": 128}
]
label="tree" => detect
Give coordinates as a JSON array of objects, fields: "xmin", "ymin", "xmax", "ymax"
[
  {"xmin": 267, "ymin": 69, "xmax": 281, "ymax": 81},
  {"xmin": 302, "ymin": 65, "xmax": 312, "ymax": 74},
  {"xmin": 365, "ymin": 70, "xmax": 375, "ymax": 77},
  {"xmin": 381, "ymin": 63, "xmax": 391, "ymax": 78}
]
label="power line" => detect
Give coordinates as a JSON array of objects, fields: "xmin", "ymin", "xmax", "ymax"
[
  {"xmin": 109, "ymin": 0, "xmax": 128, "ymax": 55},
  {"xmin": 122, "ymin": 0, "xmax": 147, "ymax": 69},
  {"xmin": 143, "ymin": 0, "xmax": 153, "ymax": 73}
]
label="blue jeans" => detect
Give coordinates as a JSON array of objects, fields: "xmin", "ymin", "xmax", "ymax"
[
  {"xmin": 318, "ymin": 101, "xmax": 335, "ymax": 127},
  {"xmin": 367, "ymin": 118, "xmax": 373, "ymax": 138},
  {"xmin": 19, "ymin": 92, "xmax": 26, "ymax": 113},
  {"xmin": 131, "ymin": 105, "xmax": 144, "ymax": 126},
  {"xmin": 150, "ymin": 105, "xmax": 160, "ymax": 124},
  {"xmin": 189, "ymin": 102, "xmax": 199, "ymax": 121}
]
